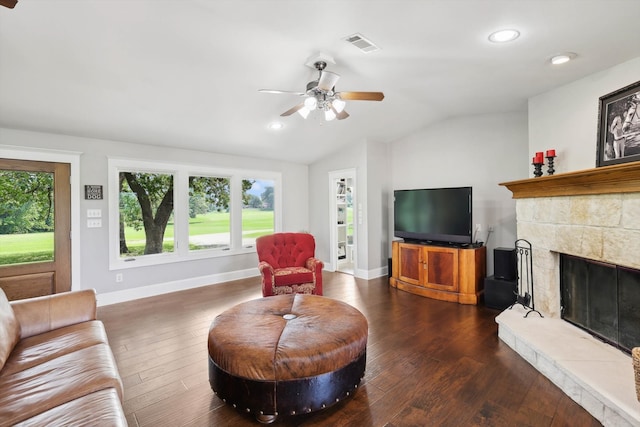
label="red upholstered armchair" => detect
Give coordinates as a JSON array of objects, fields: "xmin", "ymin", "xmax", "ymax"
[{"xmin": 256, "ymin": 233, "xmax": 324, "ymax": 297}]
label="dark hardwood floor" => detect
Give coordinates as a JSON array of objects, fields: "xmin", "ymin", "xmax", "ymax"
[{"xmin": 97, "ymin": 272, "xmax": 601, "ymax": 427}]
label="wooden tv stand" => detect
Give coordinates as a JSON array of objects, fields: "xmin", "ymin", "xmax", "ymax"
[{"xmin": 389, "ymin": 241, "xmax": 486, "ymax": 305}]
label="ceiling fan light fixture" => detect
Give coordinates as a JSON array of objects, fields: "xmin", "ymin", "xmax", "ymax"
[
  {"xmin": 332, "ymin": 98, "xmax": 346, "ymax": 113},
  {"xmin": 325, "ymin": 109, "xmax": 336, "ymax": 121},
  {"xmin": 304, "ymin": 96, "xmax": 318, "ymax": 110},
  {"xmin": 298, "ymin": 107, "xmax": 310, "ymax": 119}
]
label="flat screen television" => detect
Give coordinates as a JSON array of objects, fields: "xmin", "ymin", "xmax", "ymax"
[{"xmin": 394, "ymin": 186, "xmax": 473, "ymax": 246}]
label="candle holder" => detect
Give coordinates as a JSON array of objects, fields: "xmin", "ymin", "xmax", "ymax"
[
  {"xmin": 546, "ymin": 155, "xmax": 556, "ymax": 175},
  {"xmin": 532, "ymin": 161, "xmax": 543, "ymax": 177}
]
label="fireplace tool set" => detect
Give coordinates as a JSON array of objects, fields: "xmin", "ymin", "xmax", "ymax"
[{"xmin": 510, "ymin": 239, "xmax": 543, "ymax": 318}]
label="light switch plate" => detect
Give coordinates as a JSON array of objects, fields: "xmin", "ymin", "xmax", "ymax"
[
  {"xmin": 87, "ymin": 209, "xmax": 102, "ymax": 218},
  {"xmin": 87, "ymin": 219, "xmax": 102, "ymax": 228}
]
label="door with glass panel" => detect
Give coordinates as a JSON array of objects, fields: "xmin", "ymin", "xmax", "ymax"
[{"xmin": 0, "ymin": 159, "xmax": 71, "ymax": 300}]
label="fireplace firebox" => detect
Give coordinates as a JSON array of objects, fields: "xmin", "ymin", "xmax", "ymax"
[{"xmin": 560, "ymin": 253, "xmax": 640, "ymax": 354}]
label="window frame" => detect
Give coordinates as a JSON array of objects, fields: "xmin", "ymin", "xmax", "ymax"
[{"xmin": 108, "ymin": 158, "xmax": 282, "ymax": 271}]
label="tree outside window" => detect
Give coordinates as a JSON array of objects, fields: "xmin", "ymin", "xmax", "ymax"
[
  {"xmin": 0, "ymin": 170, "xmax": 54, "ymax": 265},
  {"xmin": 119, "ymin": 172, "xmax": 174, "ymax": 256},
  {"xmin": 242, "ymin": 179, "xmax": 274, "ymax": 247},
  {"xmin": 111, "ymin": 159, "xmax": 281, "ymax": 268},
  {"xmin": 188, "ymin": 176, "xmax": 231, "ymax": 250}
]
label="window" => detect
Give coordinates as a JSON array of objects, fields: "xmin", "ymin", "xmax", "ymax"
[
  {"xmin": 242, "ymin": 178, "xmax": 275, "ymax": 248},
  {"xmin": 109, "ymin": 159, "xmax": 281, "ymax": 269},
  {"xmin": 119, "ymin": 171, "xmax": 175, "ymax": 257},
  {"xmin": 0, "ymin": 169, "xmax": 55, "ymax": 265},
  {"xmin": 188, "ymin": 175, "xmax": 230, "ymax": 251}
]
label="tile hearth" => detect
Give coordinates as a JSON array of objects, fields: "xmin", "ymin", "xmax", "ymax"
[{"xmin": 497, "ymin": 305, "xmax": 639, "ymax": 427}]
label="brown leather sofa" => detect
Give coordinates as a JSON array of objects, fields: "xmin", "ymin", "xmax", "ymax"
[{"xmin": 0, "ymin": 288, "xmax": 127, "ymax": 426}]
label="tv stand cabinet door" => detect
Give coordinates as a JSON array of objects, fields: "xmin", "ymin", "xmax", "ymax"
[
  {"xmin": 397, "ymin": 243, "xmax": 422, "ymax": 286},
  {"xmin": 422, "ymin": 246, "xmax": 459, "ymax": 291},
  {"xmin": 390, "ymin": 241, "xmax": 485, "ymax": 305}
]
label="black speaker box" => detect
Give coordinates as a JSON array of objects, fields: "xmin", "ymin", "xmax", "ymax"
[
  {"xmin": 494, "ymin": 247, "xmax": 516, "ymax": 280},
  {"xmin": 484, "ymin": 275, "xmax": 517, "ymax": 310}
]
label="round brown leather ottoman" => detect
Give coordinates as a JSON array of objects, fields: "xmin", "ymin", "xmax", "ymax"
[{"xmin": 208, "ymin": 294, "xmax": 368, "ymax": 424}]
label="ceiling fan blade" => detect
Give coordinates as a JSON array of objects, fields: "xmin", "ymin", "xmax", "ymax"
[
  {"xmin": 334, "ymin": 108, "xmax": 350, "ymax": 120},
  {"xmin": 0, "ymin": 0, "xmax": 18, "ymax": 8},
  {"xmin": 318, "ymin": 71, "xmax": 340, "ymax": 91},
  {"xmin": 259, "ymin": 89, "xmax": 305, "ymax": 96},
  {"xmin": 338, "ymin": 91, "xmax": 384, "ymax": 101},
  {"xmin": 280, "ymin": 103, "xmax": 304, "ymax": 117}
]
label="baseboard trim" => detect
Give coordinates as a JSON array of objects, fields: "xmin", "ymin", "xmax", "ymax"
[
  {"xmin": 354, "ymin": 266, "xmax": 388, "ymax": 280},
  {"xmin": 96, "ymin": 268, "xmax": 259, "ymax": 307},
  {"xmin": 96, "ymin": 265, "xmax": 389, "ymax": 306}
]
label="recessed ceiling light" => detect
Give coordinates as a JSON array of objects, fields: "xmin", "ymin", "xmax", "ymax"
[
  {"xmin": 488, "ymin": 29, "xmax": 520, "ymax": 43},
  {"xmin": 268, "ymin": 122, "xmax": 283, "ymax": 130},
  {"xmin": 550, "ymin": 53, "xmax": 577, "ymax": 65}
]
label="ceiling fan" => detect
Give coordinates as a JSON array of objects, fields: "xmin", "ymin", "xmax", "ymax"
[
  {"xmin": 259, "ymin": 61, "xmax": 384, "ymax": 121},
  {"xmin": 0, "ymin": 0, "xmax": 18, "ymax": 9}
]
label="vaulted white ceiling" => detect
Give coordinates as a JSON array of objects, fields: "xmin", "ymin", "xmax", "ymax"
[{"xmin": 1, "ymin": 0, "xmax": 639, "ymax": 164}]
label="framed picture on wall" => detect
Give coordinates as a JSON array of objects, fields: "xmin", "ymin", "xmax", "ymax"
[{"xmin": 596, "ymin": 79, "xmax": 640, "ymax": 167}]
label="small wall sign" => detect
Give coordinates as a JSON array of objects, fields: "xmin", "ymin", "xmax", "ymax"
[{"xmin": 84, "ymin": 185, "xmax": 103, "ymax": 200}]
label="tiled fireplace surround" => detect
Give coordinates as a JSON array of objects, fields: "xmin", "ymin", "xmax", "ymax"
[{"xmin": 497, "ymin": 162, "xmax": 640, "ymax": 427}]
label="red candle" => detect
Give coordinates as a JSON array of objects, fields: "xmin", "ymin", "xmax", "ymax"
[
  {"xmin": 546, "ymin": 149, "xmax": 556, "ymax": 157},
  {"xmin": 534, "ymin": 152, "xmax": 544, "ymax": 163}
]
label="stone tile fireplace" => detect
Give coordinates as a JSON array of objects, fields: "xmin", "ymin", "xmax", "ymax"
[{"xmin": 497, "ymin": 162, "xmax": 640, "ymax": 426}]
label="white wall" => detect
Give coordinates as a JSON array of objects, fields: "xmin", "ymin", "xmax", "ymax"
[
  {"xmin": 365, "ymin": 140, "xmax": 390, "ymax": 277},
  {"xmin": 0, "ymin": 128, "xmax": 308, "ymax": 303},
  {"xmin": 389, "ymin": 112, "xmax": 529, "ymax": 275},
  {"xmin": 529, "ymin": 57, "xmax": 640, "ymax": 173}
]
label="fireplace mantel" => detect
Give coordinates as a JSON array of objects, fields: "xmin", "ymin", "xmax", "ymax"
[{"xmin": 499, "ymin": 162, "xmax": 640, "ymax": 199}]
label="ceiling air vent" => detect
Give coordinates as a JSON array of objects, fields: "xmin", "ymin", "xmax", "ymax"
[{"xmin": 344, "ymin": 33, "xmax": 380, "ymax": 53}]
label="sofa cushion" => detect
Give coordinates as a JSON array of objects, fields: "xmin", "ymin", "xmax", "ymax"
[
  {"xmin": 10, "ymin": 289, "xmax": 97, "ymax": 339},
  {"xmin": 0, "ymin": 343, "xmax": 123, "ymax": 425},
  {"xmin": 0, "ymin": 288, "xmax": 21, "ymax": 371},
  {"xmin": 1, "ymin": 320, "xmax": 109, "ymax": 376},
  {"xmin": 13, "ymin": 388, "xmax": 127, "ymax": 427},
  {"xmin": 274, "ymin": 267, "xmax": 314, "ymax": 286}
]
